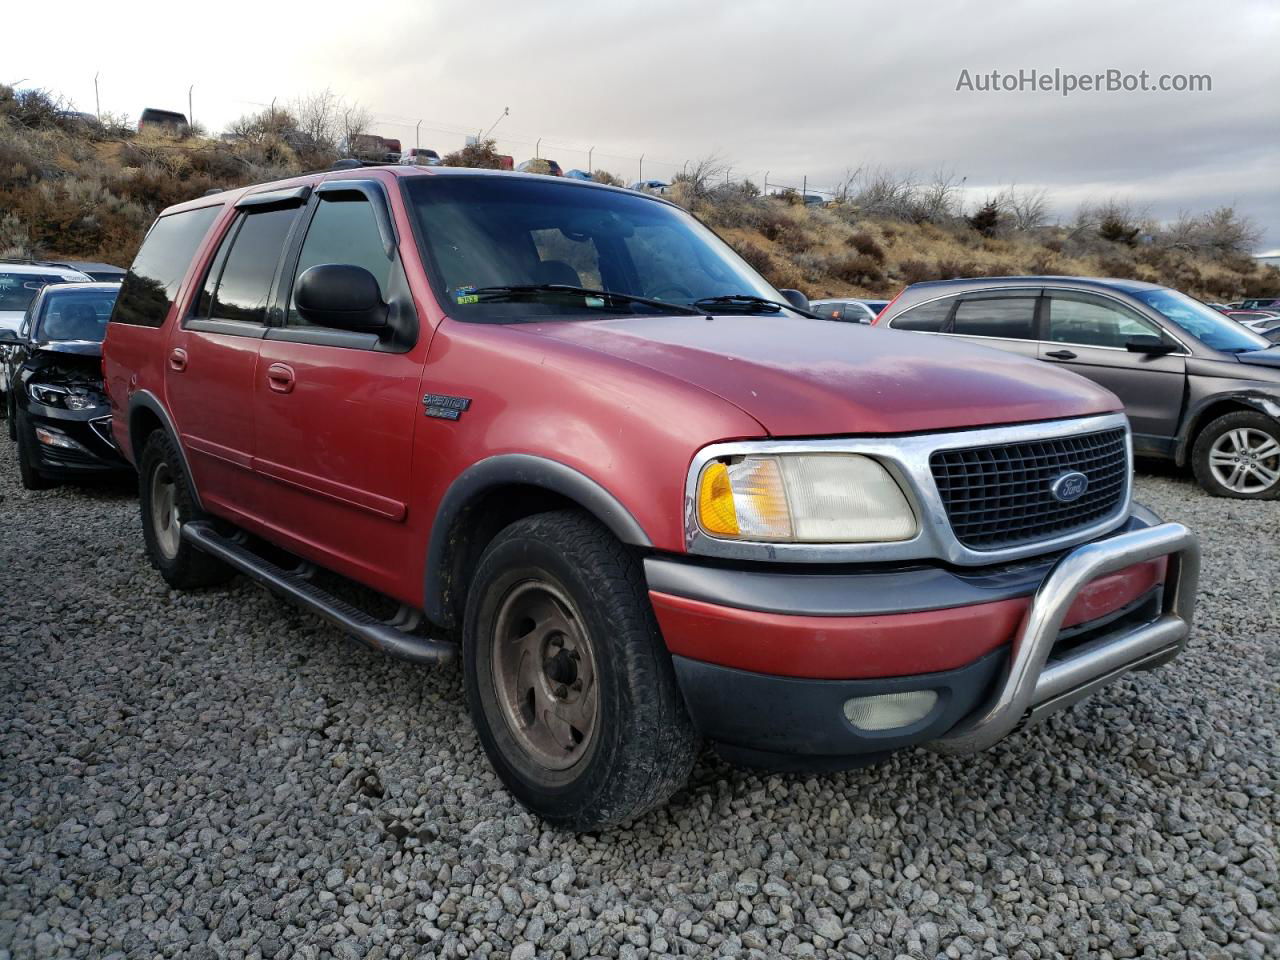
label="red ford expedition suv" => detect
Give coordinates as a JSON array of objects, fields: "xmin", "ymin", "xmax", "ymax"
[{"xmin": 103, "ymin": 168, "xmax": 1201, "ymax": 829}]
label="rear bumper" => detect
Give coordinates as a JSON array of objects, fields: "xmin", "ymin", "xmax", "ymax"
[{"xmin": 649, "ymin": 509, "xmax": 1200, "ymax": 767}]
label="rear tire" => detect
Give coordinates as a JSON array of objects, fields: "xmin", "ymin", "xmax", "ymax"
[
  {"xmin": 138, "ymin": 431, "xmax": 234, "ymax": 588},
  {"xmin": 1191, "ymin": 411, "xmax": 1280, "ymax": 500},
  {"xmin": 463, "ymin": 510, "xmax": 698, "ymax": 830},
  {"xmin": 16, "ymin": 412, "xmax": 56, "ymax": 491}
]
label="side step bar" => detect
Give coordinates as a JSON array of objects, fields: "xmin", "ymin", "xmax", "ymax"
[{"xmin": 182, "ymin": 521, "xmax": 457, "ymax": 665}]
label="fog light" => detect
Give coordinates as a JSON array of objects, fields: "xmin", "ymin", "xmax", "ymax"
[
  {"xmin": 34, "ymin": 427, "xmax": 82, "ymax": 450},
  {"xmin": 843, "ymin": 690, "xmax": 938, "ymax": 731}
]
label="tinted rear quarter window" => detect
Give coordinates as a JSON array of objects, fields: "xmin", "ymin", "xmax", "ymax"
[
  {"xmin": 889, "ymin": 298, "xmax": 952, "ymax": 332},
  {"xmin": 951, "ymin": 296, "xmax": 1037, "ymax": 339},
  {"xmin": 112, "ymin": 205, "xmax": 222, "ymax": 327}
]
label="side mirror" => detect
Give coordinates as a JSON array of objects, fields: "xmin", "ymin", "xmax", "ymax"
[
  {"xmin": 1125, "ymin": 334, "xmax": 1177, "ymax": 355},
  {"xmin": 0, "ymin": 328, "xmax": 19, "ymax": 343},
  {"xmin": 295, "ymin": 264, "xmax": 388, "ymax": 333},
  {"xmin": 779, "ymin": 289, "xmax": 810, "ymax": 312}
]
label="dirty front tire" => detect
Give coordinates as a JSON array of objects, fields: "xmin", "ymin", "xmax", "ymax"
[
  {"xmin": 463, "ymin": 510, "xmax": 699, "ymax": 830},
  {"xmin": 1191, "ymin": 411, "xmax": 1280, "ymax": 500},
  {"xmin": 138, "ymin": 431, "xmax": 233, "ymax": 589},
  {"xmin": 16, "ymin": 412, "xmax": 56, "ymax": 490}
]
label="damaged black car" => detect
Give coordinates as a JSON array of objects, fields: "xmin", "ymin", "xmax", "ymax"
[{"xmin": 1, "ymin": 282, "xmax": 129, "ymax": 489}]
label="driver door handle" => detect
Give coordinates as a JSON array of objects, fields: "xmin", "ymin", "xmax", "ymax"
[
  {"xmin": 266, "ymin": 362, "xmax": 296, "ymax": 394},
  {"xmin": 1045, "ymin": 349, "xmax": 1077, "ymax": 360},
  {"xmin": 168, "ymin": 348, "xmax": 188, "ymax": 372}
]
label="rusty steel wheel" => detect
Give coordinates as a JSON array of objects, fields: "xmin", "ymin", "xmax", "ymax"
[{"xmin": 490, "ymin": 580, "xmax": 599, "ymax": 771}]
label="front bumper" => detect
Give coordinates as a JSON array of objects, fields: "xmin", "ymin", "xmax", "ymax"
[
  {"xmin": 649, "ymin": 511, "xmax": 1200, "ymax": 768},
  {"xmin": 24, "ymin": 404, "xmax": 129, "ymax": 475}
]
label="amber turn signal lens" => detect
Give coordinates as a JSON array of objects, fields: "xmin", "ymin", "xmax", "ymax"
[{"xmin": 697, "ymin": 461, "xmax": 740, "ymax": 536}]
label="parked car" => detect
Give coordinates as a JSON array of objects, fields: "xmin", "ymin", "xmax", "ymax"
[
  {"xmin": 810, "ymin": 298, "xmax": 890, "ymax": 323},
  {"xmin": 1, "ymin": 263, "xmax": 92, "ymax": 394},
  {"xmin": 564, "ymin": 169, "xmax": 593, "ymax": 181},
  {"xmin": 399, "ymin": 148, "xmax": 441, "ymax": 166},
  {"xmin": 344, "ymin": 134, "xmax": 401, "ymax": 163},
  {"xmin": 2, "ymin": 282, "xmax": 126, "ymax": 489},
  {"xmin": 50, "ymin": 260, "xmax": 127, "ymax": 283},
  {"xmin": 1240, "ymin": 297, "xmax": 1280, "ymax": 310},
  {"xmin": 629, "ymin": 179, "xmax": 670, "ymax": 195},
  {"xmin": 802, "ymin": 193, "xmax": 825, "ymax": 206},
  {"xmin": 102, "ymin": 169, "xmax": 1201, "ymax": 829},
  {"xmin": 1224, "ymin": 309, "xmax": 1280, "ymax": 332},
  {"xmin": 137, "ymin": 108, "xmax": 188, "ymax": 133},
  {"xmin": 876, "ymin": 277, "xmax": 1280, "ymax": 499}
]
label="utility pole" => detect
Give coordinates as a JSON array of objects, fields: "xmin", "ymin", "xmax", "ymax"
[
  {"xmin": 802, "ymin": 175, "xmax": 807, "ymax": 201},
  {"xmin": 188, "ymin": 84, "xmax": 193, "ymax": 129},
  {"xmin": 94, "ymin": 72, "xmax": 100, "ymax": 121},
  {"xmin": 588, "ymin": 146, "xmax": 594, "ymax": 175},
  {"xmin": 482, "ymin": 106, "xmax": 509, "ymax": 142},
  {"xmin": 764, "ymin": 170, "xmax": 769, "ymax": 195},
  {"xmin": 638, "ymin": 153, "xmax": 643, "ymax": 183},
  {"xmin": 535, "ymin": 137, "xmax": 541, "ymax": 159},
  {"xmin": 416, "ymin": 120, "xmax": 422, "ymax": 149}
]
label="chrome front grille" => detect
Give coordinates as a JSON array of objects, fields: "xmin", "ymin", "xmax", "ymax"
[{"xmin": 930, "ymin": 428, "xmax": 1129, "ymax": 549}]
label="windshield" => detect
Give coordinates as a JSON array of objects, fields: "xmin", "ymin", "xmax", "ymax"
[
  {"xmin": 34, "ymin": 288, "xmax": 118, "ymax": 342},
  {"xmin": 1133, "ymin": 288, "xmax": 1270, "ymax": 353},
  {"xmin": 405, "ymin": 175, "xmax": 781, "ymax": 322},
  {"xmin": 0, "ymin": 273, "xmax": 78, "ymax": 312}
]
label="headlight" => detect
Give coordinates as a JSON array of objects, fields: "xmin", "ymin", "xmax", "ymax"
[
  {"xmin": 28, "ymin": 383, "xmax": 105, "ymax": 411},
  {"xmin": 695, "ymin": 453, "xmax": 917, "ymax": 543}
]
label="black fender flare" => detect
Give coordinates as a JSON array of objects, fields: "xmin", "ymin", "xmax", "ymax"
[
  {"xmin": 127, "ymin": 390, "xmax": 203, "ymax": 511},
  {"xmin": 1175, "ymin": 390, "xmax": 1280, "ymax": 465},
  {"xmin": 423, "ymin": 454, "xmax": 652, "ymax": 627}
]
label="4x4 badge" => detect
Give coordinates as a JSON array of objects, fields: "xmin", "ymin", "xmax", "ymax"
[{"xmin": 423, "ymin": 393, "xmax": 472, "ymax": 421}]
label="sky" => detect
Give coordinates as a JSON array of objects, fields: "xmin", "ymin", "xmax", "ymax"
[{"xmin": 9, "ymin": 0, "xmax": 1280, "ymax": 249}]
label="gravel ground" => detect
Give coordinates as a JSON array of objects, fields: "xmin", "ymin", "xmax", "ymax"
[{"xmin": 0, "ymin": 443, "xmax": 1276, "ymax": 960}]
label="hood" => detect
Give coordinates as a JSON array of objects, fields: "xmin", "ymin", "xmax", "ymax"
[
  {"xmin": 34, "ymin": 339, "xmax": 103, "ymax": 358},
  {"xmin": 523, "ymin": 314, "xmax": 1121, "ymax": 436},
  {"xmin": 1237, "ymin": 347, "xmax": 1280, "ymax": 372}
]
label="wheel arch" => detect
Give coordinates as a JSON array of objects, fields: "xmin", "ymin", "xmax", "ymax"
[
  {"xmin": 424, "ymin": 455, "xmax": 652, "ymax": 629},
  {"xmin": 1176, "ymin": 391, "xmax": 1280, "ymax": 466},
  {"xmin": 127, "ymin": 391, "xmax": 203, "ymax": 510}
]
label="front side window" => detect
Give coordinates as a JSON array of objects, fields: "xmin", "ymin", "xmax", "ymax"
[
  {"xmin": 888, "ymin": 298, "xmax": 952, "ymax": 332},
  {"xmin": 405, "ymin": 176, "xmax": 780, "ymax": 322},
  {"xmin": 951, "ymin": 296, "xmax": 1037, "ymax": 339},
  {"xmin": 287, "ymin": 197, "xmax": 394, "ymax": 326},
  {"xmin": 112, "ymin": 205, "xmax": 222, "ymax": 327},
  {"xmin": 1047, "ymin": 294, "xmax": 1160, "ymax": 348},
  {"xmin": 35, "ymin": 289, "xmax": 119, "ymax": 342},
  {"xmin": 1133, "ymin": 287, "xmax": 1269, "ymax": 354},
  {"xmin": 196, "ymin": 206, "xmax": 299, "ymax": 325}
]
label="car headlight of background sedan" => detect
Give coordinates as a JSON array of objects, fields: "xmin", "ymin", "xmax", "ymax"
[
  {"xmin": 696, "ymin": 453, "xmax": 917, "ymax": 543},
  {"xmin": 27, "ymin": 382, "xmax": 106, "ymax": 412}
]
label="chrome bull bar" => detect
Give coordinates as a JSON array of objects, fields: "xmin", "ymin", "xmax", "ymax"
[{"xmin": 931, "ymin": 521, "xmax": 1200, "ymax": 755}]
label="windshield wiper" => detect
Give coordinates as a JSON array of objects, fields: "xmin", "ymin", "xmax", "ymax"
[
  {"xmin": 694, "ymin": 294, "xmax": 820, "ymax": 319},
  {"xmin": 468, "ymin": 284, "xmax": 704, "ymax": 316}
]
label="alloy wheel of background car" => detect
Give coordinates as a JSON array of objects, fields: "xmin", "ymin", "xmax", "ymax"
[
  {"xmin": 1192, "ymin": 411, "xmax": 1280, "ymax": 500},
  {"xmin": 463, "ymin": 510, "xmax": 699, "ymax": 830},
  {"xmin": 1208, "ymin": 428, "xmax": 1280, "ymax": 495},
  {"xmin": 491, "ymin": 579, "xmax": 599, "ymax": 772}
]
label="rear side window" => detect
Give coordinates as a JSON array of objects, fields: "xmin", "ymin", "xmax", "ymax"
[
  {"xmin": 286, "ymin": 197, "xmax": 393, "ymax": 326},
  {"xmin": 112, "ymin": 205, "xmax": 221, "ymax": 327},
  {"xmin": 196, "ymin": 207, "xmax": 299, "ymax": 325},
  {"xmin": 889, "ymin": 298, "xmax": 952, "ymax": 332},
  {"xmin": 951, "ymin": 296, "xmax": 1037, "ymax": 339}
]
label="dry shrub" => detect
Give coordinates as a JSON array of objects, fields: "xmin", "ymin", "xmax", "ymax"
[
  {"xmin": 846, "ymin": 231, "xmax": 886, "ymax": 263},
  {"xmin": 826, "ymin": 252, "xmax": 884, "ymax": 286},
  {"xmin": 1095, "ymin": 254, "xmax": 1141, "ymax": 280},
  {"xmin": 897, "ymin": 259, "xmax": 935, "ymax": 285}
]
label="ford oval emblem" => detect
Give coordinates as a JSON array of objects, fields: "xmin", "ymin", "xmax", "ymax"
[{"xmin": 1050, "ymin": 471, "xmax": 1089, "ymax": 503}]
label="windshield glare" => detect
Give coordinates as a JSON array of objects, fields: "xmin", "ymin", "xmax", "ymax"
[
  {"xmin": 405, "ymin": 176, "xmax": 782, "ymax": 321},
  {"xmin": 1134, "ymin": 288, "xmax": 1269, "ymax": 353},
  {"xmin": 0, "ymin": 273, "xmax": 77, "ymax": 312},
  {"xmin": 35, "ymin": 289, "xmax": 118, "ymax": 342}
]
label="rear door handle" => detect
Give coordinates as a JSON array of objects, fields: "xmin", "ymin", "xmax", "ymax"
[
  {"xmin": 266, "ymin": 362, "xmax": 295, "ymax": 394},
  {"xmin": 1045, "ymin": 349, "xmax": 1077, "ymax": 360},
  {"xmin": 168, "ymin": 348, "xmax": 188, "ymax": 372}
]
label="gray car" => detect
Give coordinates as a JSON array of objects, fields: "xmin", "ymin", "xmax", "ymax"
[
  {"xmin": 811, "ymin": 298, "xmax": 890, "ymax": 324},
  {"xmin": 876, "ymin": 276, "xmax": 1280, "ymax": 499}
]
